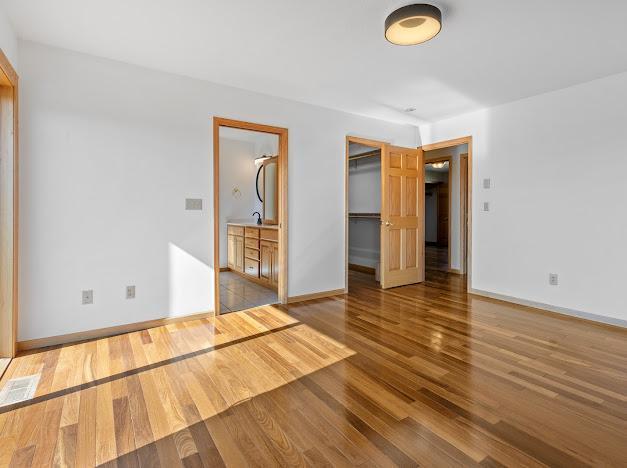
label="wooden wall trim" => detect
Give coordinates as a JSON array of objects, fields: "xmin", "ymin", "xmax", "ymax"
[
  {"xmin": 0, "ymin": 48, "xmax": 18, "ymax": 359},
  {"xmin": 287, "ymin": 288, "xmax": 346, "ymax": 304},
  {"xmin": 470, "ymin": 288, "xmax": 627, "ymax": 330},
  {"xmin": 17, "ymin": 311, "xmax": 213, "ymax": 352}
]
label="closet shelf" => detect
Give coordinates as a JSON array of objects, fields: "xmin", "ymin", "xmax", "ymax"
[{"xmin": 349, "ymin": 212, "xmax": 381, "ymax": 219}]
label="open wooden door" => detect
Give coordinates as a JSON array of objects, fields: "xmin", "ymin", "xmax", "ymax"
[{"xmin": 380, "ymin": 145, "xmax": 424, "ymax": 288}]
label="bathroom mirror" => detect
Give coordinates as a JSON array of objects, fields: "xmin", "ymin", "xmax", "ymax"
[{"xmin": 262, "ymin": 157, "xmax": 278, "ymax": 224}]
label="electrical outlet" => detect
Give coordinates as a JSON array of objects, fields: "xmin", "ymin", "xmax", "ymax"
[
  {"xmin": 185, "ymin": 198, "xmax": 203, "ymax": 210},
  {"xmin": 483, "ymin": 202, "xmax": 490, "ymax": 212},
  {"xmin": 549, "ymin": 273, "xmax": 558, "ymax": 286},
  {"xmin": 82, "ymin": 290, "xmax": 93, "ymax": 305},
  {"xmin": 126, "ymin": 285, "xmax": 136, "ymax": 299},
  {"xmin": 483, "ymin": 178, "xmax": 491, "ymax": 189}
]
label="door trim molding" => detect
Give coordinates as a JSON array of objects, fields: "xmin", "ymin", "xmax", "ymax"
[
  {"xmin": 212, "ymin": 118, "xmax": 288, "ymax": 315},
  {"xmin": 420, "ymin": 136, "xmax": 473, "ymax": 291},
  {"xmin": 0, "ymin": 48, "xmax": 18, "ymax": 359}
]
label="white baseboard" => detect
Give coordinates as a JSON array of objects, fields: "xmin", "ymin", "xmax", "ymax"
[{"xmin": 470, "ymin": 288, "xmax": 627, "ymax": 329}]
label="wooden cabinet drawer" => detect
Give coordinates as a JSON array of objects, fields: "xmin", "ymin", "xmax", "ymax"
[
  {"xmin": 227, "ymin": 225, "xmax": 244, "ymax": 236},
  {"xmin": 244, "ymin": 237, "xmax": 259, "ymax": 249},
  {"xmin": 244, "ymin": 258, "xmax": 259, "ymax": 277},
  {"xmin": 245, "ymin": 227, "xmax": 259, "ymax": 238},
  {"xmin": 245, "ymin": 248, "xmax": 259, "ymax": 260},
  {"xmin": 260, "ymin": 228, "xmax": 278, "ymax": 241}
]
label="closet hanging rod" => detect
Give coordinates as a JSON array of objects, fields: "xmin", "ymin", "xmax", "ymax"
[
  {"xmin": 348, "ymin": 150, "xmax": 381, "ymax": 161},
  {"xmin": 348, "ymin": 212, "xmax": 381, "ymax": 219}
]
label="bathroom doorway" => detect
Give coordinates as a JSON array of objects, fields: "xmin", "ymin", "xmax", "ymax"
[{"xmin": 212, "ymin": 118, "xmax": 288, "ymax": 315}]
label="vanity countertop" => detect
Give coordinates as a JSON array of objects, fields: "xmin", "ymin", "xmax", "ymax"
[{"xmin": 227, "ymin": 222, "xmax": 279, "ymax": 230}]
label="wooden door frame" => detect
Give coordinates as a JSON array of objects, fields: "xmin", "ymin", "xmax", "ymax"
[
  {"xmin": 344, "ymin": 136, "xmax": 386, "ymax": 291},
  {"xmin": 459, "ymin": 153, "xmax": 469, "ymax": 275},
  {"xmin": 424, "ymin": 155, "xmax": 452, "ymax": 269},
  {"xmin": 212, "ymin": 117, "xmax": 288, "ymax": 315},
  {"xmin": 0, "ymin": 49, "xmax": 18, "ymax": 366},
  {"xmin": 420, "ymin": 136, "xmax": 473, "ymax": 290}
]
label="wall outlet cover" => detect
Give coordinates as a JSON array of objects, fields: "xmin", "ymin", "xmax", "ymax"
[
  {"xmin": 185, "ymin": 198, "xmax": 203, "ymax": 210},
  {"xmin": 483, "ymin": 178, "xmax": 491, "ymax": 189},
  {"xmin": 82, "ymin": 289, "xmax": 93, "ymax": 305},
  {"xmin": 483, "ymin": 202, "xmax": 490, "ymax": 212},
  {"xmin": 126, "ymin": 285, "xmax": 136, "ymax": 299}
]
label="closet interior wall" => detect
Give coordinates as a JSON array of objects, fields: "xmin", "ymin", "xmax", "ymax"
[{"xmin": 348, "ymin": 143, "xmax": 381, "ymax": 280}]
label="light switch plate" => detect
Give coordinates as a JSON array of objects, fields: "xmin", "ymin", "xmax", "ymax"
[
  {"xmin": 549, "ymin": 273, "xmax": 558, "ymax": 286},
  {"xmin": 483, "ymin": 178, "xmax": 491, "ymax": 189},
  {"xmin": 126, "ymin": 285, "xmax": 135, "ymax": 299},
  {"xmin": 483, "ymin": 202, "xmax": 490, "ymax": 212},
  {"xmin": 185, "ymin": 198, "xmax": 203, "ymax": 210},
  {"xmin": 82, "ymin": 290, "xmax": 93, "ymax": 305}
]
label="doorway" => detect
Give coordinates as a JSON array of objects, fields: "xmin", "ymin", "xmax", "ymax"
[
  {"xmin": 424, "ymin": 156, "xmax": 451, "ymax": 271},
  {"xmin": 0, "ymin": 49, "xmax": 18, "ymax": 377},
  {"xmin": 212, "ymin": 118, "xmax": 288, "ymax": 315},
  {"xmin": 345, "ymin": 136, "xmax": 425, "ymax": 290},
  {"xmin": 422, "ymin": 137, "xmax": 472, "ymax": 288}
]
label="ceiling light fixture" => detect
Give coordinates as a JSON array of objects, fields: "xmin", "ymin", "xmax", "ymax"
[
  {"xmin": 385, "ymin": 4, "xmax": 442, "ymax": 46},
  {"xmin": 430, "ymin": 162, "xmax": 446, "ymax": 169}
]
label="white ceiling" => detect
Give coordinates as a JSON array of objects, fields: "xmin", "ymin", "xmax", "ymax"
[{"xmin": 4, "ymin": 0, "xmax": 627, "ymax": 125}]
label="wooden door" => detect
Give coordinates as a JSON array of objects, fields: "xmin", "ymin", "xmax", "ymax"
[
  {"xmin": 271, "ymin": 242, "xmax": 279, "ymax": 286},
  {"xmin": 437, "ymin": 183, "xmax": 449, "ymax": 246},
  {"xmin": 227, "ymin": 234, "xmax": 244, "ymax": 272},
  {"xmin": 260, "ymin": 241, "xmax": 272, "ymax": 283},
  {"xmin": 380, "ymin": 145, "xmax": 424, "ymax": 288},
  {"xmin": 227, "ymin": 235, "xmax": 236, "ymax": 270}
]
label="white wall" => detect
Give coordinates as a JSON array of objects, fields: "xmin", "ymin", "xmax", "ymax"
[
  {"xmin": 0, "ymin": 7, "xmax": 18, "ymax": 70},
  {"xmin": 18, "ymin": 41, "xmax": 417, "ymax": 341},
  {"xmin": 425, "ymin": 144, "xmax": 468, "ymax": 269},
  {"xmin": 218, "ymin": 129, "xmax": 277, "ymax": 267},
  {"xmin": 420, "ymin": 71, "xmax": 627, "ymax": 324}
]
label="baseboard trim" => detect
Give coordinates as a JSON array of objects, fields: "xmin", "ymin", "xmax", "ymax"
[
  {"xmin": 219, "ymin": 267, "xmax": 231, "ymax": 272},
  {"xmin": 287, "ymin": 288, "xmax": 346, "ymax": 304},
  {"xmin": 17, "ymin": 311, "xmax": 214, "ymax": 352},
  {"xmin": 348, "ymin": 263, "xmax": 376, "ymax": 275},
  {"xmin": 470, "ymin": 288, "xmax": 627, "ymax": 330},
  {"xmin": 448, "ymin": 268, "xmax": 462, "ymax": 275}
]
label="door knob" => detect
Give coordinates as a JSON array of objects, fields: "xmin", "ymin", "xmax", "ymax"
[{"xmin": 385, "ymin": 221, "xmax": 393, "ymax": 226}]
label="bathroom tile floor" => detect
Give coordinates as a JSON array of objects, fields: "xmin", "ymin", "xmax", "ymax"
[{"xmin": 219, "ymin": 270, "xmax": 278, "ymax": 313}]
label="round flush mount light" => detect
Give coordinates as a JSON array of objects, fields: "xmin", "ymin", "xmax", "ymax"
[{"xmin": 385, "ymin": 4, "xmax": 442, "ymax": 46}]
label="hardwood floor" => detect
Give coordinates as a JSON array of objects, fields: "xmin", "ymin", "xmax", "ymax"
[
  {"xmin": 0, "ymin": 270, "xmax": 626, "ymax": 466},
  {"xmin": 425, "ymin": 244, "xmax": 448, "ymax": 272}
]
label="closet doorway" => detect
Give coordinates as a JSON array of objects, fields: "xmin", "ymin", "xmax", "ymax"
[{"xmin": 345, "ymin": 136, "xmax": 425, "ymax": 290}]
